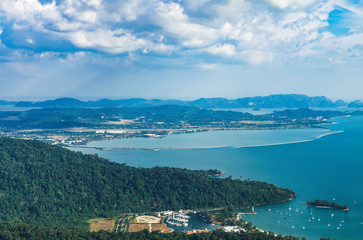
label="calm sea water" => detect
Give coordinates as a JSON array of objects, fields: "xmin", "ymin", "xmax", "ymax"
[
  {"xmin": 70, "ymin": 116, "xmax": 363, "ymax": 239},
  {"xmin": 85, "ymin": 128, "xmax": 336, "ymax": 150},
  {"xmin": 0, "ymin": 105, "xmax": 38, "ymax": 111}
]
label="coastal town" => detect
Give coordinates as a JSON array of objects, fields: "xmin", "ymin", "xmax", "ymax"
[{"xmin": 90, "ymin": 209, "xmax": 253, "ymax": 235}]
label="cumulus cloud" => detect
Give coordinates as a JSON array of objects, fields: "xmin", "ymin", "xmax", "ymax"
[
  {"xmin": 68, "ymin": 28, "xmax": 173, "ymax": 54},
  {"xmin": 0, "ymin": 0, "xmax": 362, "ymax": 65},
  {"xmin": 265, "ymin": 0, "xmax": 318, "ymax": 10},
  {"xmin": 205, "ymin": 44, "xmax": 237, "ymax": 56},
  {"xmin": 155, "ymin": 2, "xmax": 218, "ymax": 47}
]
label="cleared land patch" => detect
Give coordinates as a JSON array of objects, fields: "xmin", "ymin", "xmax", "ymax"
[
  {"xmin": 128, "ymin": 215, "xmax": 172, "ymax": 233},
  {"xmin": 134, "ymin": 215, "xmax": 162, "ymax": 224},
  {"xmin": 128, "ymin": 223, "xmax": 172, "ymax": 233},
  {"xmin": 89, "ymin": 218, "xmax": 115, "ymax": 232}
]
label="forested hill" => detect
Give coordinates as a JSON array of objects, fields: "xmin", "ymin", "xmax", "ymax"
[
  {"xmin": 0, "ymin": 138, "xmax": 295, "ymax": 229},
  {"xmin": 13, "ymin": 94, "xmax": 347, "ymax": 109},
  {"xmin": 0, "ymin": 105, "xmax": 347, "ymax": 130},
  {"xmin": 0, "ymin": 223, "xmax": 302, "ymax": 240}
]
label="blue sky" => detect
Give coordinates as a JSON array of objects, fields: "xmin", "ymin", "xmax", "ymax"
[{"xmin": 0, "ymin": 0, "xmax": 362, "ymax": 101}]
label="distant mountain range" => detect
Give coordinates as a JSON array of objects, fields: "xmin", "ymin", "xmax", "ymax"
[
  {"xmin": 348, "ymin": 100, "xmax": 363, "ymax": 108},
  {"xmin": 0, "ymin": 94, "xmax": 359, "ymax": 109}
]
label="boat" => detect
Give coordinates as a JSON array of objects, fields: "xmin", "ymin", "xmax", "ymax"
[{"xmin": 166, "ymin": 213, "xmax": 190, "ymax": 227}]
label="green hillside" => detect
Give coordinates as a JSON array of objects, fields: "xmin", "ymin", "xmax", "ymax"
[
  {"xmin": 0, "ymin": 223, "xmax": 303, "ymax": 240},
  {"xmin": 0, "ymin": 138, "xmax": 295, "ymax": 229}
]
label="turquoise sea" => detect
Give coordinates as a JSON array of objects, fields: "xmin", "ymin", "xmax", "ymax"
[{"xmin": 71, "ymin": 116, "xmax": 363, "ymax": 239}]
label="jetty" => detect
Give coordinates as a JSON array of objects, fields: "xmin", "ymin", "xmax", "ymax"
[{"xmin": 237, "ymin": 207, "xmax": 257, "ymax": 218}]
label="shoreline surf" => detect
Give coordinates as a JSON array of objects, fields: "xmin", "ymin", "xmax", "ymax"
[{"xmin": 71, "ymin": 130, "xmax": 344, "ymax": 151}]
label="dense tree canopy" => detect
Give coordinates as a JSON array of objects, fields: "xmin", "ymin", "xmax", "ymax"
[
  {"xmin": 0, "ymin": 138, "xmax": 294, "ymax": 229},
  {"xmin": 0, "ymin": 223, "xmax": 304, "ymax": 240}
]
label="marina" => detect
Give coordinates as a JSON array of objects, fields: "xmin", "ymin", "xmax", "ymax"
[{"xmin": 166, "ymin": 213, "xmax": 190, "ymax": 227}]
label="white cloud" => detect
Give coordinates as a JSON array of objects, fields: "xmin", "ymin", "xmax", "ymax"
[
  {"xmin": 266, "ymin": 0, "xmax": 318, "ymax": 10},
  {"xmin": 205, "ymin": 44, "xmax": 236, "ymax": 56},
  {"xmin": 0, "ymin": 0, "xmax": 62, "ymax": 30},
  {"xmin": 68, "ymin": 28, "xmax": 173, "ymax": 54},
  {"xmin": 0, "ymin": 0, "xmax": 362, "ymax": 65},
  {"xmin": 155, "ymin": 2, "xmax": 218, "ymax": 47},
  {"xmin": 26, "ymin": 38, "xmax": 34, "ymax": 44}
]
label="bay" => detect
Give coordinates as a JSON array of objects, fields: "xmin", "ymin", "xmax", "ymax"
[
  {"xmin": 85, "ymin": 128, "xmax": 337, "ymax": 150},
  {"xmin": 70, "ymin": 116, "xmax": 363, "ymax": 239}
]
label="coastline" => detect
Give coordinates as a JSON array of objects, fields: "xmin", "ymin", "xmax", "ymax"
[
  {"xmin": 57, "ymin": 120, "xmax": 332, "ymax": 147},
  {"xmin": 68, "ymin": 130, "xmax": 344, "ymax": 151}
]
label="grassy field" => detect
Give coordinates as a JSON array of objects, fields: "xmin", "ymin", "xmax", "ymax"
[
  {"xmin": 89, "ymin": 218, "xmax": 115, "ymax": 232},
  {"xmin": 128, "ymin": 215, "xmax": 172, "ymax": 233},
  {"xmin": 128, "ymin": 223, "xmax": 173, "ymax": 233}
]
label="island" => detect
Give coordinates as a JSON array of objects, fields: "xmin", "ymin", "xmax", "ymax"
[{"xmin": 307, "ymin": 199, "xmax": 349, "ymax": 211}]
